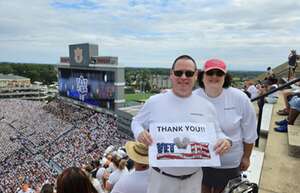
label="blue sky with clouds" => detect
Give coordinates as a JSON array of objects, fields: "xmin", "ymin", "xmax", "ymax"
[{"xmin": 0, "ymin": 0, "xmax": 300, "ymax": 70}]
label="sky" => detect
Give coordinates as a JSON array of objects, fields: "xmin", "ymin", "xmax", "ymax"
[{"xmin": 0, "ymin": 0, "xmax": 300, "ymax": 71}]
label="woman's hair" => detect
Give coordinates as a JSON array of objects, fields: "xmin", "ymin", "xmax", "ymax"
[
  {"xmin": 56, "ymin": 167, "xmax": 98, "ymax": 193},
  {"xmin": 111, "ymin": 154, "xmax": 127, "ymax": 170},
  {"xmin": 198, "ymin": 71, "xmax": 232, "ymax": 88},
  {"xmin": 40, "ymin": 184, "xmax": 53, "ymax": 193}
]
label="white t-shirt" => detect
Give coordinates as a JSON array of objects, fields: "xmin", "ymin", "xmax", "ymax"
[
  {"xmin": 131, "ymin": 90, "xmax": 227, "ymax": 175},
  {"xmin": 107, "ymin": 162, "xmax": 117, "ymax": 173},
  {"xmin": 18, "ymin": 188, "xmax": 34, "ymax": 193},
  {"xmin": 108, "ymin": 168, "xmax": 129, "ymax": 187},
  {"xmin": 247, "ymin": 85, "xmax": 259, "ymax": 99},
  {"xmin": 91, "ymin": 177, "xmax": 105, "ymax": 193},
  {"xmin": 111, "ymin": 169, "xmax": 149, "ymax": 193},
  {"xmin": 194, "ymin": 87, "xmax": 257, "ymax": 168},
  {"xmin": 268, "ymin": 84, "xmax": 278, "ymax": 98}
]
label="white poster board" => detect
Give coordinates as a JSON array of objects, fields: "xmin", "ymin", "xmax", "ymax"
[{"xmin": 149, "ymin": 122, "xmax": 220, "ymax": 167}]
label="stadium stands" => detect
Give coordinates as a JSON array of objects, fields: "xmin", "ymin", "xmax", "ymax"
[{"xmin": 0, "ymin": 99, "xmax": 132, "ymax": 193}]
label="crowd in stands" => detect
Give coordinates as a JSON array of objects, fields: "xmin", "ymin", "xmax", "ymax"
[
  {"xmin": 0, "ymin": 99, "xmax": 74, "ymax": 153},
  {"xmin": 0, "ymin": 122, "xmax": 22, "ymax": 162},
  {"xmin": 243, "ymin": 78, "xmax": 278, "ymax": 103},
  {"xmin": 0, "ymin": 149, "xmax": 56, "ymax": 193},
  {"xmin": 242, "ymin": 58, "xmax": 300, "ymax": 133},
  {"xmin": 2, "ymin": 52, "xmax": 299, "ymax": 193},
  {"xmin": 0, "ymin": 99, "xmax": 132, "ymax": 193}
]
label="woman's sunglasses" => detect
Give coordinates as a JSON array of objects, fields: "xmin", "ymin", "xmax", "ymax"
[
  {"xmin": 205, "ymin": 70, "xmax": 225, "ymax": 77},
  {"xmin": 173, "ymin": 70, "xmax": 195, "ymax": 77}
]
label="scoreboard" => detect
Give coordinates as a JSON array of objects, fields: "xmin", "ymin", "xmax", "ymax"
[{"xmin": 58, "ymin": 43, "xmax": 125, "ymax": 110}]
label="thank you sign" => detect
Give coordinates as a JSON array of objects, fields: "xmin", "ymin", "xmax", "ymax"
[{"xmin": 149, "ymin": 122, "xmax": 220, "ymax": 167}]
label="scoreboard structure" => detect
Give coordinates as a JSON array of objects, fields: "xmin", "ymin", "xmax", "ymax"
[{"xmin": 58, "ymin": 43, "xmax": 125, "ymax": 110}]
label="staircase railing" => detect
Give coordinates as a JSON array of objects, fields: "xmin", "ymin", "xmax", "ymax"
[{"xmin": 251, "ymin": 77, "xmax": 300, "ymax": 147}]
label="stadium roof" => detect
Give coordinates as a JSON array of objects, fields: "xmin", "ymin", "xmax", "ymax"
[{"xmin": 0, "ymin": 73, "xmax": 30, "ymax": 80}]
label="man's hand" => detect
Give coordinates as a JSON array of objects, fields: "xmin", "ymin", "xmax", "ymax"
[
  {"xmin": 240, "ymin": 156, "xmax": 250, "ymax": 171},
  {"xmin": 214, "ymin": 139, "xmax": 231, "ymax": 155},
  {"xmin": 137, "ymin": 130, "xmax": 153, "ymax": 146}
]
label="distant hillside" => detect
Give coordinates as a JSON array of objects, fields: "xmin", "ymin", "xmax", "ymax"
[{"xmin": 255, "ymin": 60, "xmax": 300, "ymax": 81}]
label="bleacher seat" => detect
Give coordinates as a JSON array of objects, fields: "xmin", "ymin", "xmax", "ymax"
[
  {"xmin": 260, "ymin": 103, "xmax": 273, "ymax": 133},
  {"xmin": 243, "ymin": 150, "xmax": 264, "ymax": 184},
  {"xmin": 288, "ymin": 125, "xmax": 300, "ymax": 158}
]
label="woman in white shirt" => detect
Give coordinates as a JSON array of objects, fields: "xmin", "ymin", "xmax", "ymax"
[
  {"xmin": 194, "ymin": 59, "xmax": 257, "ymax": 193},
  {"xmin": 105, "ymin": 153, "xmax": 128, "ymax": 192}
]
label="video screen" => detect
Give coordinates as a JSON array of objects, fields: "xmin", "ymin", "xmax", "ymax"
[{"xmin": 58, "ymin": 68, "xmax": 115, "ymax": 109}]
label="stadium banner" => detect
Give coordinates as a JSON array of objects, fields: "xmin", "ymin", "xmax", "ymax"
[{"xmin": 149, "ymin": 122, "xmax": 220, "ymax": 167}]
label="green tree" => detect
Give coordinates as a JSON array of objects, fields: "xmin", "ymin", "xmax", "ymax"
[{"xmin": 0, "ymin": 65, "xmax": 13, "ymax": 74}]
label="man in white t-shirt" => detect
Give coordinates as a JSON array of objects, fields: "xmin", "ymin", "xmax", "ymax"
[
  {"xmin": 131, "ymin": 55, "xmax": 232, "ymax": 193},
  {"xmin": 244, "ymin": 80, "xmax": 258, "ymax": 99},
  {"xmin": 111, "ymin": 141, "xmax": 149, "ymax": 193}
]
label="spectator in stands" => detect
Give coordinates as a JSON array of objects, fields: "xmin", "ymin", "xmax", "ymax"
[
  {"xmin": 194, "ymin": 59, "xmax": 258, "ymax": 193},
  {"xmin": 18, "ymin": 176, "xmax": 35, "ymax": 193},
  {"xmin": 131, "ymin": 55, "xmax": 231, "ymax": 193},
  {"xmin": 105, "ymin": 153, "xmax": 128, "ymax": 192},
  {"xmin": 288, "ymin": 50, "xmax": 298, "ymax": 80},
  {"xmin": 56, "ymin": 167, "xmax": 98, "ymax": 193},
  {"xmin": 101, "ymin": 146, "xmax": 116, "ymax": 173},
  {"xmin": 125, "ymin": 158, "xmax": 134, "ymax": 171},
  {"xmin": 277, "ymin": 88, "xmax": 300, "ymax": 115},
  {"xmin": 83, "ymin": 164, "xmax": 104, "ymax": 193},
  {"xmin": 244, "ymin": 80, "xmax": 259, "ymax": 99},
  {"xmin": 111, "ymin": 141, "xmax": 149, "ymax": 193},
  {"xmin": 263, "ymin": 77, "xmax": 279, "ymax": 104},
  {"xmin": 96, "ymin": 167, "xmax": 108, "ymax": 190},
  {"xmin": 40, "ymin": 183, "xmax": 53, "ymax": 193},
  {"xmin": 266, "ymin": 66, "xmax": 274, "ymax": 79},
  {"xmin": 274, "ymin": 95, "xmax": 300, "ymax": 132},
  {"xmin": 18, "ymin": 177, "xmax": 35, "ymax": 193},
  {"xmin": 90, "ymin": 160, "xmax": 101, "ymax": 178}
]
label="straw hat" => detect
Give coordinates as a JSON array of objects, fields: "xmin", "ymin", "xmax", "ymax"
[{"xmin": 125, "ymin": 141, "xmax": 148, "ymax": 165}]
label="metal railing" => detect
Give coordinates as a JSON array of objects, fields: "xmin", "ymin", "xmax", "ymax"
[{"xmin": 251, "ymin": 77, "xmax": 300, "ymax": 147}]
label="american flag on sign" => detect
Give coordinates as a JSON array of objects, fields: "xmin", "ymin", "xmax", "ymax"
[{"xmin": 157, "ymin": 142, "xmax": 211, "ymax": 160}]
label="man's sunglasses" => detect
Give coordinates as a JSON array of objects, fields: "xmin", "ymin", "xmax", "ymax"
[
  {"xmin": 173, "ymin": 70, "xmax": 195, "ymax": 77},
  {"xmin": 205, "ymin": 70, "xmax": 225, "ymax": 77}
]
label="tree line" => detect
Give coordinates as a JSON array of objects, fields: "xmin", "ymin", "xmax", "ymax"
[
  {"xmin": 0, "ymin": 63, "xmax": 263, "ymax": 87},
  {"xmin": 0, "ymin": 62, "xmax": 57, "ymax": 85}
]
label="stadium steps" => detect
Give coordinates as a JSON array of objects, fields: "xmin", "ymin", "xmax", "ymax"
[
  {"xmin": 288, "ymin": 125, "xmax": 300, "ymax": 158},
  {"xmin": 243, "ymin": 149, "xmax": 264, "ymax": 184},
  {"xmin": 259, "ymin": 93, "xmax": 300, "ymax": 193},
  {"xmin": 240, "ymin": 101, "xmax": 270, "ymax": 185}
]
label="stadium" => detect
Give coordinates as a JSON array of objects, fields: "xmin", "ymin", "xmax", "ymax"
[
  {"xmin": 0, "ymin": 43, "xmax": 132, "ymax": 193},
  {"xmin": 1, "ymin": 43, "xmax": 300, "ymax": 193}
]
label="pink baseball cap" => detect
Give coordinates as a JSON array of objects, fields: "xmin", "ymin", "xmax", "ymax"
[{"xmin": 204, "ymin": 59, "xmax": 227, "ymax": 73}]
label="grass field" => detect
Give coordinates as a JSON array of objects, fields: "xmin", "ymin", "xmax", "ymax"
[{"xmin": 125, "ymin": 93, "xmax": 153, "ymax": 102}]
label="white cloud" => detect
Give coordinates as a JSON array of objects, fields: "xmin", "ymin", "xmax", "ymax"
[{"xmin": 0, "ymin": 0, "xmax": 300, "ymax": 70}]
